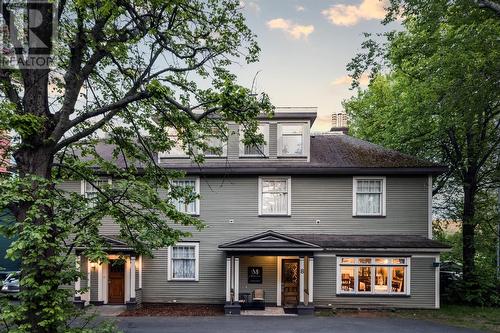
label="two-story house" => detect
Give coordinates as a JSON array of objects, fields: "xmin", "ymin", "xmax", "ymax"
[{"xmin": 69, "ymin": 108, "xmax": 448, "ymax": 315}]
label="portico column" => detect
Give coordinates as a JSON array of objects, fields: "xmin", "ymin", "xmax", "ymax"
[
  {"xmin": 225, "ymin": 257, "xmax": 231, "ymax": 303},
  {"xmin": 299, "ymin": 256, "xmax": 305, "ymax": 305},
  {"xmin": 234, "ymin": 257, "xmax": 240, "ymax": 301},
  {"xmin": 74, "ymin": 255, "xmax": 81, "ymax": 300},
  {"xmin": 97, "ymin": 262, "xmax": 103, "ymax": 303},
  {"xmin": 308, "ymin": 257, "xmax": 314, "ymax": 304},
  {"xmin": 224, "ymin": 255, "xmax": 240, "ymax": 315},
  {"xmin": 130, "ymin": 256, "xmax": 136, "ymax": 301}
]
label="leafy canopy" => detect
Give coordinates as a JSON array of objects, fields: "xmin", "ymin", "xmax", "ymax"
[{"xmin": 0, "ymin": 0, "xmax": 272, "ymax": 331}]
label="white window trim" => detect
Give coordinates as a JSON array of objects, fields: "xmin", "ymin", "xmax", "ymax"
[
  {"xmin": 204, "ymin": 131, "xmax": 228, "ymax": 158},
  {"xmin": 158, "ymin": 149, "xmax": 189, "ymax": 161},
  {"xmin": 336, "ymin": 256, "xmax": 410, "ymax": 296},
  {"xmin": 352, "ymin": 176, "xmax": 387, "ymax": 217},
  {"xmin": 170, "ymin": 177, "xmax": 201, "ymax": 216},
  {"xmin": 258, "ymin": 176, "xmax": 292, "ymax": 216},
  {"xmin": 239, "ymin": 123, "xmax": 270, "ymax": 157},
  {"xmin": 167, "ymin": 242, "xmax": 200, "ymax": 282},
  {"xmin": 158, "ymin": 130, "xmax": 190, "ymax": 161},
  {"xmin": 277, "ymin": 122, "xmax": 310, "ymax": 158},
  {"xmin": 428, "ymin": 175, "xmax": 433, "ymax": 239},
  {"xmin": 81, "ymin": 178, "xmax": 112, "ymax": 197}
]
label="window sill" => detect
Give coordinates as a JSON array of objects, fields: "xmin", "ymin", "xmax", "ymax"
[
  {"xmin": 258, "ymin": 214, "xmax": 291, "ymax": 217},
  {"xmin": 277, "ymin": 155, "xmax": 307, "ymax": 158},
  {"xmin": 239, "ymin": 155, "xmax": 269, "ymax": 158},
  {"xmin": 336, "ymin": 293, "xmax": 409, "ymax": 298},
  {"xmin": 352, "ymin": 215, "xmax": 386, "ymax": 218},
  {"xmin": 169, "ymin": 279, "xmax": 199, "ymax": 282},
  {"xmin": 159, "ymin": 156, "xmax": 190, "ymax": 159},
  {"xmin": 204, "ymin": 155, "xmax": 228, "ymax": 159},
  {"xmin": 178, "ymin": 212, "xmax": 199, "ymax": 217}
]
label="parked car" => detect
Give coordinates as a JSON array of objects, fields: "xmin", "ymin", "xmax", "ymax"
[
  {"xmin": 1, "ymin": 271, "xmax": 20, "ymax": 294},
  {"xmin": 440, "ymin": 261, "xmax": 462, "ymax": 290}
]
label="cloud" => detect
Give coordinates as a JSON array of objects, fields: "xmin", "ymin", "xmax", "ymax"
[
  {"xmin": 322, "ymin": 0, "xmax": 388, "ymax": 26},
  {"xmin": 240, "ymin": 1, "xmax": 261, "ymax": 14},
  {"xmin": 266, "ymin": 18, "xmax": 314, "ymax": 40},
  {"xmin": 331, "ymin": 73, "xmax": 370, "ymax": 86},
  {"xmin": 248, "ymin": 1, "xmax": 261, "ymax": 13},
  {"xmin": 295, "ymin": 5, "xmax": 305, "ymax": 12}
]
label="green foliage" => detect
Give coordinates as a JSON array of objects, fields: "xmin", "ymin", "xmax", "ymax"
[
  {"xmin": 0, "ymin": 0, "xmax": 272, "ymax": 331},
  {"xmin": 344, "ymin": 0, "xmax": 500, "ymax": 303}
]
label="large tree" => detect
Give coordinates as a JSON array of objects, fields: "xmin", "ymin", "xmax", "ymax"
[
  {"xmin": 345, "ymin": 0, "xmax": 499, "ymax": 288},
  {"xmin": 0, "ymin": 0, "xmax": 271, "ymax": 332}
]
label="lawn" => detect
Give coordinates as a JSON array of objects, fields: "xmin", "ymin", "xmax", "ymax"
[{"xmin": 316, "ymin": 305, "xmax": 500, "ymax": 333}]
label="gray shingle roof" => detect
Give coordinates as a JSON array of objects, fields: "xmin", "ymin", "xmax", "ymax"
[
  {"xmin": 218, "ymin": 230, "xmax": 449, "ymax": 251},
  {"xmin": 86, "ymin": 134, "xmax": 445, "ymax": 175},
  {"xmin": 286, "ymin": 234, "xmax": 449, "ymax": 249}
]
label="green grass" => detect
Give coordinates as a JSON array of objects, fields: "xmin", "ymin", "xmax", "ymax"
[
  {"xmin": 395, "ymin": 305, "xmax": 500, "ymax": 333},
  {"xmin": 316, "ymin": 305, "xmax": 500, "ymax": 333}
]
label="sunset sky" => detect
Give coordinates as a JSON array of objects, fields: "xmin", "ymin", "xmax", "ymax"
[{"xmin": 233, "ymin": 0, "xmax": 398, "ymax": 131}]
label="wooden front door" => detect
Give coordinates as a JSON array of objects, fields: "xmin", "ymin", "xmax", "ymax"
[
  {"xmin": 282, "ymin": 259, "xmax": 299, "ymax": 307},
  {"xmin": 108, "ymin": 260, "xmax": 125, "ymax": 304}
]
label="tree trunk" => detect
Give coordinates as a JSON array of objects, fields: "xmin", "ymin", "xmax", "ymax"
[
  {"xmin": 462, "ymin": 172, "xmax": 477, "ymax": 283},
  {"xmin": 13, "ymin": 146, "xmax": 60, "ymax": 333}
]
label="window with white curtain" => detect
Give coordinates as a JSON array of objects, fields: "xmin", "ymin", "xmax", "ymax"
[
  {"xmin": 239, "ymin": 123, "xmax": 270, "ymax": 157},
  {"xmin": 259, "ymin": 177, "xmax": 291, "ymax": 215},
  {"xmin": 82, "ymin": 179, "xmax": 111, "ymax": 207},
  {"xmin": 278, "ymin": 123, "xmax": 307, "ymax": 156},
  {"xmin": 168, "ymin": 243, "xmax": 199, "ymax": 281},
  {"xmin": 171, "ymin": 179, "xmax": 200, "ymax": 215},
  {"xmin": 337, "ymin": 257, "xmax": 409, "ymax": 295},
  {"xmin": 353, "ymin": 177, "xmax": 386, "ymax": 216}
]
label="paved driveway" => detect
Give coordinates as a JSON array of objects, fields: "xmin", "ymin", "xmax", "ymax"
[{"xmin": 116, "ymin": 316, "xmax": 481, "ymax": 333}]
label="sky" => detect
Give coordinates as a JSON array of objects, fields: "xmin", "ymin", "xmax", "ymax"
[{"xmin": 231, "ymin": 0, "xmax": 398, "ymax": 131}]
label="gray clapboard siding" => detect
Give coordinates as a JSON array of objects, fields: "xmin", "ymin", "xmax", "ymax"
[
  {"xmin": 61, "ymin": 175, "xmax": 431, "ymax": 305},
  {"xmin": 239, "ymin": 256, "xmax": 277, "ymax": 304},
  {"xmin": 313, "ymin": 256, "xmax": 436, "ymax": 309},
  {"xmin": 59, "ymin": 175, "xmax": 430, "ymax": 237}
]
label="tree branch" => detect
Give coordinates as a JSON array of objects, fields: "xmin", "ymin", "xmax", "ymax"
[{"xmin": 477, "ymin": 0, "xmax": 500, "ymax": 15}]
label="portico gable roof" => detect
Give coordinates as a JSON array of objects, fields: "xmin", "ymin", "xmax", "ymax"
[{"xmin": 218, "ymin": 230, "xmax": 323, "ymax": 252}]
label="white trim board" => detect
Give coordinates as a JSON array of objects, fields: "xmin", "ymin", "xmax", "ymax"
[
  {"xmin": 167, "ymin": 242, "xmax": 200, "ymax": 281},
  {"xmin": 258, "ymin": 176, "xmax": 292, "ymax": 216},
  {"xmin": 352, "ymin": 176, "xmax": 387, "ymax": 217},
  {"xmin": 428, "ymin": 175, "xmax": 433, "ymax": 239}
]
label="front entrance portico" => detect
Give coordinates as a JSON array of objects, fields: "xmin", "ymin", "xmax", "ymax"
[
  {"xmin": 219, "ymin": 230, "xmax": 322, "ymax": 315},
  {"xmin": 74, "ymin": 236, "xmax": 142, "ymax": 309}
]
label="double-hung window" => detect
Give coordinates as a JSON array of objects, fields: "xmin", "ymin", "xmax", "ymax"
[
  {"xmin": 338, "ymin": 257, "xmax": 409, "ymax": 295},
  {"xmin": 82, "ymin": 179, "xmax": 111, "ymax": 206},
  {"xmin": 168, "ymin": 242, "xmax": 199, "ymax": 281},
  {"xmin": 204, "ymin": 128, "xmax": 227, "ymax": 157},
  {"xmin": 158, "ymin": 129, "xmax": 188, "ymax": 160},
  {"xmin": 258, "ymin": 177, "xmax": 291, "ymax": 216},
  {"xmin": 353, "ymin": 177, "xmax": 386, "ymax": 216},
  {"xmin": 239, "ymin": 123, "xmax": 270, "ymax": 157},
  {"xmin": 278, "ymin": 123, "xmax": 308, "ymax": 157},
  {"xmin": 171, "ymin": 179, "xmax": 200, "ymax": 215}
]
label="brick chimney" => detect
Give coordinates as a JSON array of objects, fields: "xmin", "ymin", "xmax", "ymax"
[{"xmin": 330, "ymin": 112, "xmax": 349, "ymax": 134}]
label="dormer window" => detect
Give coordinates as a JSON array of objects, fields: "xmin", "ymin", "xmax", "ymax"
[
  {"xmin": 158, "ymin": 129, "xmax": 188, "ymax": 160},
  {"xmin": 239, "ymin": 123, "xmax": 270, "ymax": 157},
  {"xmin": 277, "ymin": 123, "xmax": 309, "ymax": 157},
  {"xmin": 204, "ymin": 128, "xmax": 227, "ymax": 157}
]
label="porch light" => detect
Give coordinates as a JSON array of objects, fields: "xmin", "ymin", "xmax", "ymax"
[{"xmin": 90, "ymin": 262, "xmax": 97, "ymax": 270}]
